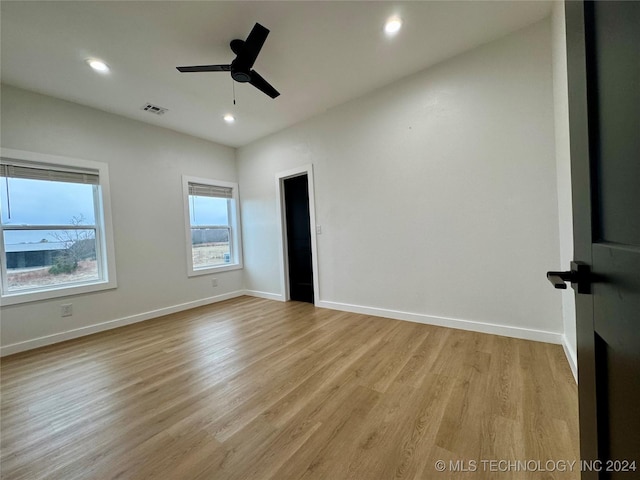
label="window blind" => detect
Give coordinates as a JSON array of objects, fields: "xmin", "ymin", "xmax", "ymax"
[
  {"xmin": 188, "ymin": 182, "xmax": 233, "ymax": 199},
  {"xmin": 0, "ymin": 162, "xmax": 99, "ymax": 185}
]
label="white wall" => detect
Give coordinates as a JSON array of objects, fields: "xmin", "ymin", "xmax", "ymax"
[
  {"xmin": 0, "ymin": 85, "xmax": 243, "ymax": 353},
  {"xmin": 551, "ymin": 1, "xmax": 577, "ymax": 377},
  {"xmin": 238, "ymin": 19, "xmax": 564, "ymax": 341}
]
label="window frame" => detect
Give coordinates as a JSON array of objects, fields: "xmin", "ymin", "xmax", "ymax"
[
  {"xmin": 0, "ymin": 148, "xmax": 117, "ymax": 306},
  {"xmin": 182, "ymin": 175, "xmax": 243, "ymax": 276}
]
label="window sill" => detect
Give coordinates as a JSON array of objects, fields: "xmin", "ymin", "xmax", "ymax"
[
  {"xmin": 187, "ymin": 262, "xmax": 243, "ymax": 277},
  {"xmin": 0, "ymin": 279, "xmax": 117, "ymax": 307}
]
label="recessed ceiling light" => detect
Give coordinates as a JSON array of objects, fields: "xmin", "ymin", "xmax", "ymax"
[
  {"xmin": 223, "ymin": 114, "xmax": 235, "ymax": 123},
  {"xmin": 87, "ymin": 59, "xmax": 110, "ymax": 73},
  {"xmin": 384, "ymin": 16, "xmax": 403, "ymax": 35}
]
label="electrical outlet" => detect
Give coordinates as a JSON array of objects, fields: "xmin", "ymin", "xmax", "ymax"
[
  {"xmin": 61, "ymin": 304, "xmax": 73, "ymax": 317},
  {"xmin": 211, "ymin": 278, "xmax": 218, "ymax": 288},
  {"xmin": 316, "ymin": 225, "xmax": 322, "ymax": 234}
]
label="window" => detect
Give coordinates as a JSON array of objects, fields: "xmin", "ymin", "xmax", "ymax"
[
  {"xmin": 0, "ymin": 148, "xmax": 117, "ymax": 305},
  {"xmin": 182, "ymin": 176, "xmax": 242, "ymax": 275}
]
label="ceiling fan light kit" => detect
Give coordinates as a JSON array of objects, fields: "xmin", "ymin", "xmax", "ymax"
[{"xmin": 177, "ymin": 22, "xmax": 280, "ymax": 99}]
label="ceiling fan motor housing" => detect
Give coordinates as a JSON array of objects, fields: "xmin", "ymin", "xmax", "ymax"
[{"xmin": 231, "ymin": 67, "xmax": 252, "ymax": 83}]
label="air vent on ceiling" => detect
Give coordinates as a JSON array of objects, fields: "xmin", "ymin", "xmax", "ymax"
[{"xmin": 141, "ymin": 103, "xmax": 168, "ymax": 115}]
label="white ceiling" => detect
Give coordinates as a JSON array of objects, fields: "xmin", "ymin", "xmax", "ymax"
[{"xmin": 1, "ymin": 1, "xmax": 552, "ymax": 148}]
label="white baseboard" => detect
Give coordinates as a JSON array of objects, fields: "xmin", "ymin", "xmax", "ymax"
[
  {"xmin": 242, "ymin": 290, "xmax": 285, "ymax": 302},
  {"xmin": 0, "ymin": 290, "xmax": 245, "ymax": 357},
  {"xmin": 316, "ymin": 300, "xmax": 564, "ymax": 345},
  {"xmin": 2, "ymin": 291, "xmax": 571, "ymax": 368},
  {"xmin": 561, "ymin": 336, "xmax": 578, "ymax": 383}
]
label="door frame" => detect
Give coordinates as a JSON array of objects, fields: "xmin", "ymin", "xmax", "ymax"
[{"xmin": 275, "ymin": 164, "xmax": 320, "ymax": 305}]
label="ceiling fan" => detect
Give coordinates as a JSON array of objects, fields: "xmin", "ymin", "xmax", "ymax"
[{"xmin": 177, "ymin": 23, "xmax": 280, "ymax": 99}]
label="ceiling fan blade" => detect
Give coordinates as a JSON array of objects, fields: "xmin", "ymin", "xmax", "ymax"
[
  {"xmin": 176, "ymin": 64, "xmax": 231, "ymax": 73},
  {"xmin": 249, "ymin": 70, "xmax": 280, "ymax": 98},
  {"xmin": 235, "ymin": 23, "xmax": 269, "ymax": 70}
]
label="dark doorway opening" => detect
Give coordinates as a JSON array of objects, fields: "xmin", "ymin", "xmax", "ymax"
[{"xmin": 283, "ymin": 174, "xmax": 314, "ymax": 303}]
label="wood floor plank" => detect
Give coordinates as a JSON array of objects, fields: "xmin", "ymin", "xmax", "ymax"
[{"xmin": 0, "ymin": 296, "xmax": 579, "ymax": 480}]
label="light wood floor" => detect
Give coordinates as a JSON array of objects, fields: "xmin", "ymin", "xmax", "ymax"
[{"xmin": 0, "ymin": 296, "xmax": 579, "ymax": 480}]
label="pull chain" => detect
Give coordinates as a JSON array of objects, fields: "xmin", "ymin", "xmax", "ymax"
[{"xmin": 232, "ymin": 80, "xmax": 236, "ymax": 106}]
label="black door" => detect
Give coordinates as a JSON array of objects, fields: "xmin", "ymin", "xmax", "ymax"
[
  {"xmin": 283, "ymin": 175, "xmax": 314, "ymax": 303},
  {"xmin": 564, "ymin": 2, "xmax": 640, "ymax": 477}
]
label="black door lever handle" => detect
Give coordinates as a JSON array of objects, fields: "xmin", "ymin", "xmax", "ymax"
[
  {"xmin": 547, "ymin": 271, "xmax": 574, "ymax": 289},
  {"xmin": 546, "ymin": 261, "xmax": 591, "ymax": 294}
]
